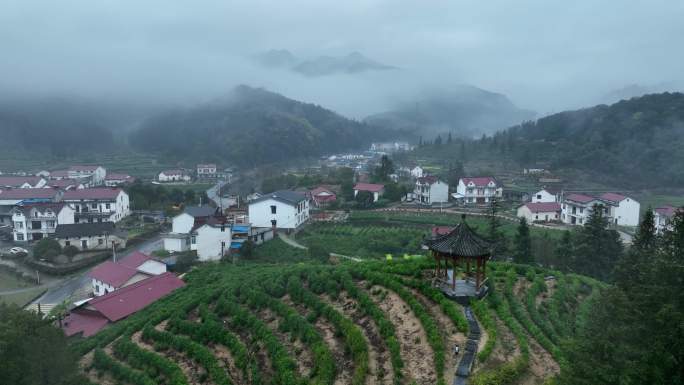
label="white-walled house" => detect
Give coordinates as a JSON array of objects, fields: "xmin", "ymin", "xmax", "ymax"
[
  {"xmin": 197, "ymin": 164, "xmax": 217, "ymax": 179},
  {"xmin": 561, "ymin": 194, "xmax": 614, "ymax": 226},
  {"xmin": 11, "ymin": 203, "xmax": 75, "ymax": 242},
  {"xmin": 414, "ymin": 176, "xmax": 449, "ymax": 205},
  {"xmin": 158, "ymin": 169, "xmax": 191, "ymax": 183},
  {"xmin": 531, "ymin": 188, "xmax": 560, "ymax": 203},
  {"xmin": 68, "ymin": 165, "xmax": 107, "ymax": 186},
  {"xmin": 517, "ymin": 202, "xmax": 561, "ymax": 223},
  {"xmin": 353, "ymin": 183, "xmax": 385, "ymax": 202},
  {"xmin": 53, "ymin": 222, "xmax": 127, "ymax": 251},
  {"xmin": 248, "ymin": 190, "xmax": 309, "ymax": 231},
  {"xmin": 410, "ymin": 166, "xmax": 424, "ymax": 179},
  {"xmin": 0, "ymin": 189, "xmax": 62, "ymax": 227},
  {"xmin": 87, "ymin": 251, "xmax": 165, "ymax": 297},
  {"xmin": 162, "ymin": 206, "xmax": 219, "ymax": 252},
  {"xmin": 599, "ymin": 193, "xmax": 640, "ymax": 227},
  {"xmin": 455, "ymin": 177, "xmax": 503, "ymax": 204},
  {"xmin": 192, "ymin": 221, "xmax": 232, "ymax": 261},
  {"xmin": 654, "ymin": 205, "xmax": 679, "ymax": 234},
  {"xmin": 62, "ymin": 188, "xmax": 130, "ymax": 223}
]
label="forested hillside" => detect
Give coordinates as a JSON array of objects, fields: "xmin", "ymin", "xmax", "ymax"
[
  {"xmin": 410, "ymin": 92, "xmax": 684, "ymax": 187},
  {"xmin": 130, "ymin": 85, "xmax": 400, "ymax": 166}
]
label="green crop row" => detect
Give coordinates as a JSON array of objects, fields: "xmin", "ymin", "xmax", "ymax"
[
  {"xmin": 471, "ymin": 299, "xmax": 497, "ymax": 363},
  {"xmin": 350, "ymin": 266, "xmax": 446, "ymax": 385},
  {"xmin": 215, "ymin": 292, "xmax": 305, "ymax": 385},
  {"xmin": 142, "ymin": 324, "xmax": 233, "ymax": 385},
  {"xmin": 92, "ymin": 348, "xmax": 157, "ymax": 385},
  {"xmin": 112, "ymin": 337, "xmax": 189, "ymax": 385},
  {"xmin": 285, "ymin": 273, "xmax": 370, "ymax": 385}
]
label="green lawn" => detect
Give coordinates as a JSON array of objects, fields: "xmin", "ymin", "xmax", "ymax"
[{"xmin": 0, "ymin": 288, "xmax": 46, "ymax": 307}]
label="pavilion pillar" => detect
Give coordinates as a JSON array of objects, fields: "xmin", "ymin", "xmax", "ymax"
[
  {"xmin": 434, "ymin": 251, "xmax": 439, "ymax": 278},
  {"xmin": 466, "ymin": 258, "xmax": 471, "ymax": 277},
  {"xmin": 476, "ymin": 257, "xmax": 482, "ymax": 290},
  {"xmin": 452, "ymin": 257, "xmax": 456, "ymax": 290}
]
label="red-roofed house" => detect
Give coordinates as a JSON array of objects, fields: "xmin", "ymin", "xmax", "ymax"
[
  {"xmin": 310, "ymin": 186, "xmax": 337, "ymax": 207},
  {"xmin": 414, "ymin": 176, "xmax": 449, "ymax": 205},
  {"xmin": 0, "ymin": 176, "xmax": 46, "ymax": 189},
  {"xmin": 0, "ymin": 189, "xmax": 62, "ymax": 226},
  {"xmin": 62, "ymin": 188, "xmax": 130, "ymax": 223},
  {"xmin": 517, "ymin": 202, "xmax": 561, "ymax": 223},
  {"xmin": 89, "ymin": 261, "xmax": 150, "ymax": 296},
  {"xmin": 654, "ymin": 205, "xmax": 681, "ymax": 234},
  {"xmin": 68, "ymin": 165, "xmax": 106, "ymax": 186},
  {"xmin": 11, "ymin": 203, "xmax": 75, "ymax": 242},
  {"xmin": 62, "ymin": 272, "xmax": 184, "ymax": 337},
  {"xmin": 455, "ymin": 177, "xmax": 502, "ymax": 204},
  {"xmin": 561, "ymin": 193, "xmax": 614, "ymax": 226},
  {"xmin": 44, "ymin": 178, "xmax": 85, "ymax": 190},
  {"xmin": 353, "ymin": 183, "xmax": 385, "ymax": 202},
  {"xmin": 599, "ymin": 193, "xmax": 640, "ymax": 226},
  {"xmin": 89, "ymin": 251, "xmax": 167, "ymax": 296},
  {"xmin": 104, "ymin": 173, "xmax": 136, "ymax": 187},
  {"xmin": 158, "ymin": 169, "xmax": 191, "ymax": 182}
]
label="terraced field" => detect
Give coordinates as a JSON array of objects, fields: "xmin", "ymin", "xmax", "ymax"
[{"xmin": 72, "ymin": 259, "xmax": 602, "ymax": 385}]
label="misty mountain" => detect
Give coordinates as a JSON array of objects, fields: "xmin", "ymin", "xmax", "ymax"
[
  {"xmin": 598, "ymin": 83, "xmax": 681, "ymax": 105},
  {"xmin": 501, "ymin": 92, "xmax": 684, "ymax": 186},
  {"xmin": 130, "ymin": 85, "xmax": 400, "ymax": 166},
  {"xmin": 364, "ymin": 85, "xmax": 536, "ymax": 138},
  {"xmin": 253, "ymin": 50, "xmax": 395, "ymax": 77}
]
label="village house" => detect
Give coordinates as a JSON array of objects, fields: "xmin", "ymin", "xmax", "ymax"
[
  {"xmin": 44, "ymin": 179, "xmax": 85, "ymax": 190},
  {"xmin": 353, "ymin": 183, "xmax": 385, "ymax": 202},
  {"xmin": 62, "ymin": 188, "xmax": 130, "ymax": 223},
  {"xmin": 517, "ymin": 202, "xmax": 561, "ymax": 223},
  {"xmin": 248, "ymin": 190, "xmax": 310, "ymax": 231},
  {"xmin": 599, "ymin": 193, "xmax": 641, "ymax": 227},
  {"xmin": 104, "ymin": 173, "xmax": 135, "ymax": 187},
  {"xmin": 454, "ymin": 177, "xmax": 503, "ymax": 204},
  {"xmin": 62, "ymin": 272, "xmax": 184, "ymax": 337},
  {"xmin": 309, "ymin": 186, "xmax": 337, "ymax": 207},
  {"xmin": 0, "ymin": 188, "xmax": 62, "ymax": 226},
  {"xmin": 53, "ymin": 222, "xmax": 127, "ymax": 251},
  {"xmin": 414, "ymin": 176, "xmax": 449, "ymax": 205},
  {"xmin": 0, "ymin": 176, "xmax": 46, "ymax": 189},
  {"xmin": 87, "ymin": 252, "xmax": 164, "ymax": 297},
  {"xmin": 67, "ymin": 165, "xmax": 107, "ymax": 186},
  {"xmin": 197, "ymin": 163, "xmax": 217, "ymax": 179},
  {"xmin": 192, "ymin": 219, "xmax": 232, "ymax": 261},
  {"xmin": 11, "ymin": 203, "xmax": 75, "ymax": 242},
  {"xmin": 561, "ymin": 193, "xmax": 614, "ymax": 226},
  {"xmin": 531, "ymin": 187, "xmax": 560, "ymax": 203},
  {"xmin": 162, "ymin": 206, "xmax": 221, "ymax": 252},
  {"xmin": 654, "ymin": 205, "xmax": 680, "ymax": 234},
  {"xmin": 158, "ymin": 169, "xmax": 191, "ymax": 182}
]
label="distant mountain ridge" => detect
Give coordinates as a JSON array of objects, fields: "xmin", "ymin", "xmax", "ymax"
[
  {"xmin": 365, "ymin": 85, "xmax": 536, "ymax": 138},
  {"xmin": 253, "ymin": 49, "xmax": 395, "ymax": 77},
  {"xmin": 130, "ymin": 85, "xmax": 401, "ymax": 166}
]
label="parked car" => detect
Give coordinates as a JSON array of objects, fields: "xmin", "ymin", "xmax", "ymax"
[{"xmin": 9, "ymin": 247, "xmax": 28, "ymax": 257}]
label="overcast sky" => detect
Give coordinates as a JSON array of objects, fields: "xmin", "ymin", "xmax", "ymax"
[{"xmin": 1, "ymin": 0, "xmax": 683, "ymax": 117}]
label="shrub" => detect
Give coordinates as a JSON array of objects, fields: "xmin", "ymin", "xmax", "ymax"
[
  {"xmin": 63, "ymin": 245, "xmax": 79, "ymax": 258},
  {"xmin": 33, "ymin": 238, "xmax": 62, "ymax": 261}
]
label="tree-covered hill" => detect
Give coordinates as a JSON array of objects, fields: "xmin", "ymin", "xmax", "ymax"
[
  {"xmin": 502, "ymin": 92, "xmax": 684, "ymax": 186},
  {"xmin": 130, "ymin": 85, "xmax": 400, "ymax": 166}
]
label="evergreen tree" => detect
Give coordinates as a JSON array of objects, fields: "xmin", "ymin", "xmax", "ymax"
[
  {"xmin": 573, "ymin": 204, "xmax": 623, "ymax": 280},
  {"xmin": 434, "ymin": 135, "xmax": 443, "ymax": 146},
  {"xmin": 554, "ymin": 230, "xmax": 574, "ymax": 271},
  {"xmin": 513, "ymin": 217, "xmax": 533, "ymax": 264},
  {"xmin": 447, "ymin": 132, "xmax": 453, "ymax": 144},
  {"xmin": 373, "ymin": 155, "xmax": 395, "ymax": 182},
  {"xmin": 487, "ymin": 198, "xmax": 507, "ymax": 256},
  {"xmin": 614, "ymin": 208, "xmax": 657, "ymax": 290}
]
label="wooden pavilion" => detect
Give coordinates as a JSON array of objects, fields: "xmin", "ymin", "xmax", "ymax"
[{"xmin": 424, "ymin": 216, "xmax": 492, "ymax": 300}]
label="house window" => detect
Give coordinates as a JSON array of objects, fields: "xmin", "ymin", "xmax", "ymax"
[
  {"xmin": 537, "ymin": 194, "xmax": 542, "ymax": 199},
  {"xmin": 14, "ymin": 221, "xmax": 23, "ymax": 229},
  {"xmin": 221, "ymin": 225, "xmax": 225, "ymax": 232},
  {"xmin": 91, "ymin": 203, "xmax": 97, "ymax": 209},
  {"xmin": 270, "ymin": 205, "xmax": 277, "ymax": 214},
  {"xmin": 31, "ymin": 221, "xmax": 41, "ymax": 230},
  {"xmin": 105, "ymin": 203, "xmax": 111, "ymax": 209},
  {"xmin": 81, "ymin": 240, "xmax": 88, "ymax": 249},
  {"xmin": 271, "ymin": 220, "xmax": 277, "ymax": 228},
  {"xmin": 65, "ymin": 241, "xmax": 70, "ymax": 246},
  {"xmin": 579, "ymin": 208, "xmax": 584, "ymax": 214},
  {"xmin": 191, "ymin": 236, "xmax": 196, "ymax": 244},
  {"xmin": 16, "ymin": 234, "xmax": 24, "ymax": 241},
  {"xmin": 98, "ymin": 238, "xmax": 104, "ymax": 245},
  {"xmin": 46, "ymin": 220, "xmax": 55, "ymax": 228}
]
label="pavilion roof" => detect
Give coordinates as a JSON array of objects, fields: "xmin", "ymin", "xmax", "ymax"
[{"xmin": 425, "ymin": 219, "xmax": 493, "ymax": 257}]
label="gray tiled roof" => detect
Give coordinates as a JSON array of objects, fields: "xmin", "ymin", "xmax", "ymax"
[
  {"xmin": 54, "ymin": 222, "xmax": 119, "ymax": 238},
  {"xmin": 424, "ymin": 220, "xmax": 492, "ymax": 257},
  {"xmin": 250, "ymin": 190, "xmax": 306, "ymax": 206},
  {"xmin": 184, "ymin": 206, "xmax": 217, "ymax": 217}
]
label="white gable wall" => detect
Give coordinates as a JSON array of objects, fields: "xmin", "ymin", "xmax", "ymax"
[
  {"xmin": 532, "ymin": 189, "xmax": 557, "ymax": 203},
  {"xmin": 194, "ymin": 225, "xmax": 232, "ymax": 261},
  {"xmin": 613, "ymin": 198, "xmax": 640, "ymax": 227},
  {"xmin": 249, "ymin": 198, "xmax": 305, "ymax": 229},
  {"xmin": 172, "ymin": 213, "xmax": 195, "ymax": 233}
]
